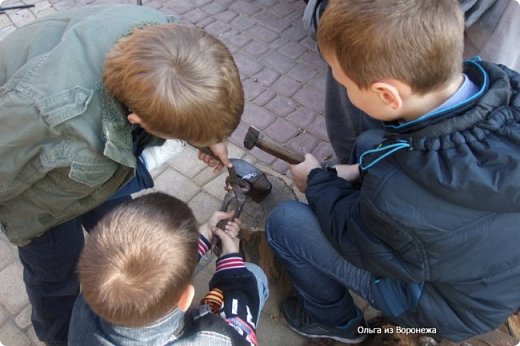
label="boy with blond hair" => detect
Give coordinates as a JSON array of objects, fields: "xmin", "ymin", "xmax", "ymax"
[
  {"xmin": 267, "ymin": 0, "xmax": 520, "ymax": 343},
  {"xmin": 0, "ymin": 5, "xmax": 243, "ymax": 344},
  {"xmin": 68, "ymin": 192, "xmax": 268, "ymax": 345}
]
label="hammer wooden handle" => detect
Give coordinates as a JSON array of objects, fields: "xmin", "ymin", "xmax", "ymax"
[{"xmin": 255, "ymin": 133, "xmax": 305, "ymax": 164}]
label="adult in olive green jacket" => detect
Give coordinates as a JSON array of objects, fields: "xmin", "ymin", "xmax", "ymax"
[{"xmin": 0, "ymin": 5, "xmax": 243, "ymax": 345}]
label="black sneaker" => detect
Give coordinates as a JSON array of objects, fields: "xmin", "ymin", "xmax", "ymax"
[{"xmin": 281, "ymin": 296, "xmax": 367, "ymax": 344}]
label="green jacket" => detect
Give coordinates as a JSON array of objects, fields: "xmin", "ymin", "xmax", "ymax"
[{"xmin": 0, "ymin": 5, "xmax": 171, "ymax": 245}]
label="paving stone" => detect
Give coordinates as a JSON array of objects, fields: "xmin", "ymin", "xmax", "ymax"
[
  {"xmin": 188, "ymin": 192, "xmax": 222, "ymax": 224},
  {"xmin": 214, "ymin": 9, "xmax": 238, "ymax": 23},
  {"xmin": 204, "ymin": 20, "xmax": 231, "ymax": 36},
  {"xmin": 34, "ymin": 7, "xmax": 57, "ymax": 18},
  {"xmin": 202, "ymin": 2, "xmax": 227, "ymax": 15},
  {"xmin": 8, "ymin": 9, "xmax": 36, "ymax": 28},
  {"xmin": 249, "ymin": 146, "xmax": 277, "ymax": 165},
  {"xmin": 261, "ymin": 50, "xmax": 296, "ymax": 73},
  {"xmin": 243, "ymin": 40, "xmax": 269, "ymax": 57},
  {"xmin": 265, "ymin": 94, "xmax": 297, "ymax": 116},
  {"xmin": 268, "ymin": 17, "xmax": 293, "ymax": 33},
  {"xmin": 229, "ymin": 1, "xmax": 261, "ymax": 16},
  {"xmin": 308, "ymin": 114, "xmax": 330, "ymax": 141},
  {"xmin": 300, "ymin": 49, "xmax": 327, "ymax": 71},
  {"xmin": 271, "ymin": 159, "xmax": 290, "ymax": 174},
  {"xmin": 0, "ymin": 263, "xmax": 28, "ymax": 315},
  {"xmin": 283, "ymin": 23, "xmax": 307, "ymax": 41},
  {"xmin": 252, "ymin": 67, "xmax": 280, "ymax": 87},
  {"xmin": 153, "ymin": 169, "xmax": 200, "ymax": 202},
  {"xmin": 29, "ymin": 1, "xmax": 52, "ymax": 14},
  {"xmin": 286, "ymin": 107, "xmax": 318, "ymax": 129},
  {"xmin": 243, "ymin": 79, "xmax": 267, "ymax": 101},
  {"xmin": 0, "ymin": 238, "xmax": 15, "ymax": 271},
  {"xmin": 293, "ymin": 84, "xmax": 325, "ymax": 113},
  {"xmin": 202, "ymin": 170, "xmax": 228, "ymax": 200},
  {"xmin": 309, "ymin": 70, "xmax": 327, "ymax": 90},
  {"xmin": 231, "ymin": 15, "xmax": 255, "ymax": 31},
  {"xmin": 265, "ymin": 118, "xmax": 300, "ymax": 142},
  {"xmin": 0, "ymin": 13, "xmax": 12, "ymax": 28},
  {"xmin": 253, "ymin": 89, "xmax": 276, "ymax": 107},
  {"xmin": 192, "ymin": 167, "xmax": 220, "ymax": 187},
  {"xmin": 255, "ymin": 0, "xmax": 278, "ymax": 8},
  {"xmin": 287, "ymin": 131, "xmax": 319, "ymax": 154},
  {"xmin": 166, "ymin": 147, "xmax": 206, "ymax": 178},
  {"xmin": 287, "ymin": 63, "xmax": 317, "ymax": 83},
  {"xmin": 244, "ymin": 25, "xmax": 279, "ymax": 44},
  {"xmin": 227, "ymin": 142, "xmax": 246, "ymax": 160},
  {"xmin": 242, "ymin": 104, "xmax": 276, "ymax": 130},
  {"xmin": 272, "ymin": 76, "xmax": 302, "ymax": 97},
  {"xmin": 234, "ymin": 54, "xmax": 264, "ymax": 77},
  {"xmin": 270, "ymin": 2, "xmax": 294, "ymax": 17},
  {"xmin": 182, "ymin": 8, "xmax": 207, "ymax": 23},
  {"xmin": 0, "ymin": 321, "xmax": 31, "ymax": 346},
  {"xmin": 253, "ymin": 9, "xmax": 280, "ymax": 25},
  {"xmin": 162, "ymin": 1, "xmax": 194, "ymax": 14},
  {"xmin": 0, "ymin": 305, "xmax": 8, "ymax": 326},
  {"xmin": 312, "ymin": 141, "xmax": 335, "ymax": 162},
  {"xmin": 192, "ymin": 0, "xmax": 213, "ymax": 7},
  {"xmin": 221, "ymin": 30, "xmax": 251, "ymax": 49},
  {"xmin": 194, "ymin": 16, "xmax": 216, "ymax": 29},
  {"xmin": 278, "ymin": 41, "xmax": 307, "ymax": 59},
  {"xmin": 14, "ymin": 305, "xmax": 31, "ymax": 330},
  {"xmin": 229, "ymin": 122, "xmax": 249, "ymax": 149}
]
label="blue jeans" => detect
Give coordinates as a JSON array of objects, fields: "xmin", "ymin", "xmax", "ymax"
[
  {"xmin": 245, "ymin": 263, "xmax": 270, "ymax": 326},
  {"xmin": 265, "ymin": 201, "xmax": 377, "ymax": 327}
]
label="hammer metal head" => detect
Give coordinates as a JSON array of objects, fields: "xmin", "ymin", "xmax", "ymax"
[{"xmin": 244, "ymin": 126, "xmax": 261, "ymax": 150}]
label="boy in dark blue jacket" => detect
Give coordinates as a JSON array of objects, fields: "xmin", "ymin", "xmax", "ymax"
[{"xmin": 266, "ymin": 0, "xmax": 520, "ymax": 343}]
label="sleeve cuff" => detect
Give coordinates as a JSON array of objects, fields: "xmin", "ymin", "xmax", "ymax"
[
  {"xmin": 198, "ymin": 235, "xmax": 211, "ymax": 257},
  {"xmin": 215, "ymin": 253, "xmax": 246, "ymax": 273}
]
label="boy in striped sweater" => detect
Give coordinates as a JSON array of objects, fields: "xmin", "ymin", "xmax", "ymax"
[{"xmin": 68, "ymin": 192, "xmax": 268, "ymax": 346}]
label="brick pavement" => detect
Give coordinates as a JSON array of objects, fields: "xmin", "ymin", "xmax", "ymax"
[{"xmin": 0, "ymin": 0, "xmax": 339, "ymax": 344}]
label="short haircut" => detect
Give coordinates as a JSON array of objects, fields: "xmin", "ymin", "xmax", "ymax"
[
  {"xmin": 78, "ymin": 192, "xmax": 199, "ymax": 327},
  {"xmin": 318, "ymin": 0, "xmax": 464, "ymax": 94},
  {"xmin": 104, "ymin": 24, "xmax": 244, "ymax": 143}
]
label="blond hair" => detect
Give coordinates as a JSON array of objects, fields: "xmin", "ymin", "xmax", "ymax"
[
  {"xmin": 104, "ymin": 24, "xmax": 244, "ymax": 143},
  {"xmin": 78, "ymin": 193, "xmax": 199, "ymax": 327},
  {"xmin": 318, "ymin": 0, "xmax": 464, "ymax": 94}
]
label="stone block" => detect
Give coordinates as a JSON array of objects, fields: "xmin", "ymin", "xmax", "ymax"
[
  {"xmin": 293, "ymin": 84, "xmax": 325, "ymax": 113},
  {"xmin": 265, "ymin": 94, "xmax": 297, "ymax": 117},
  {"xmin": 188, "ymin": 192, "xmax": 222, "ymax": 224},
  {"xmin": 287, "ymin": 63, "xmax": 317, "ymax": 83},
  {"xmin": 14, "ymin": 305, "xmax": 31, "ymax": 330},
  {"xmin": 272, "ymin": 76, "xmax": 302, "ymax": 97},
  {"xmin": 0, "ymin": 263, "xmax": 29, "ymax": 315},
  {"xmin": 242, "ymin": 104, "xmax": 276, "ymax": 130},
  {"xmin": 261, "ymin": 50, "xmax": 296, "ymax": 73},
  {"xmin": 286, "ymin": 108, "xmax": 317, "ymax": 129},
  {"xmin": 202, "ymin": 171, "xmax": 228, "ymax": 200},
  {"xmin": 153, "ymin": 170, "xmax": 200, "ymax": 202},
  {"xmin": 254, "ymin": 89, "xmax": 276, "ymax": 107},
  {"xmin": 253, "ymin": 67, "xmax": 280, "ymax": 87},
  {"xmin": 265, "ymin": 118, "xmax": 300, "ymax": 142},
  {"xmin": 0, "ymin": 321, "xmax": 30, "ymax": 346}
]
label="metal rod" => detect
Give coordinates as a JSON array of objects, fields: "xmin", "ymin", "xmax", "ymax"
[{"xmin": 0, "ymin": 4, "xmax": 35, "ymax": 13}]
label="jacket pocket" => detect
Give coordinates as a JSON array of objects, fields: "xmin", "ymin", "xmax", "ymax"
[
  {"xmin": 35, "ymin": 86, "xmax": 93, "ymax": 127},
  {"xmin": 69, "ymin": 159, "xmax": 118, "ymax": 187}
]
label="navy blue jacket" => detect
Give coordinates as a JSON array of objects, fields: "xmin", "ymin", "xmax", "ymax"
[{"xmin": 306, "ymin": 61, "xmax": 520, "ymax": 341}]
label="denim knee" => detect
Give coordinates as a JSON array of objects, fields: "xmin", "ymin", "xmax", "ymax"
[
  {"xmin": 266, "ymin": 201, "xmax": 309, "ymax": 246},
  {"xmin": 265, "ymin": 200, "xmax": 320, "ymax": 253}
]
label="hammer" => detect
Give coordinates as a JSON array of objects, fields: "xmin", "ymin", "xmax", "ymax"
[{"xmin": 244, "ymin": 126, "xmax": 304, "ymax": 164}]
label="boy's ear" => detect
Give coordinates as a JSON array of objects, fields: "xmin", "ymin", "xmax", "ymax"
[
  {"xmin": 371, "ymin": 81, "xmax": 405, "ymax": 110},
  {"xmin": 127, "ymin": 113, "xmax": 143, "ymax": 125},
  {"xmin": 177, "ymin": 284, "xmax": 195, "ymax": 312}
]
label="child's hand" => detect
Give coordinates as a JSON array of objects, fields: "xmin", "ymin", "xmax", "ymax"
[
  {"xmin": 199, "ymin": 210, "xmax": 237, "ymax": 242},
  {"xmin": 211, "ymin": 227, "xmax": 240, "ymax": 256},
  {"xmin": 334, "ymin": 164, "xmax": 360, "ymax": 182},
  {"xmin": 290, "ymin": 153, "xmax": 321, "ymax": 192},
  {"xmin": 198, "ymin": 142, "xmax": 230, "ymax": 173}
]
